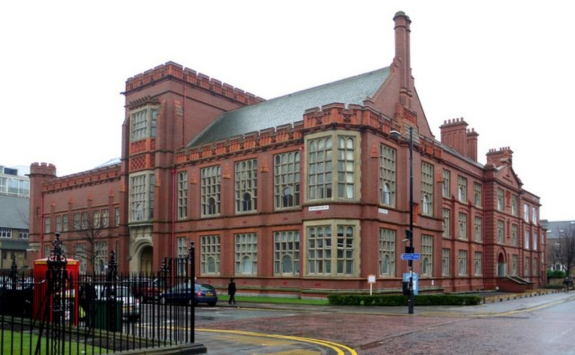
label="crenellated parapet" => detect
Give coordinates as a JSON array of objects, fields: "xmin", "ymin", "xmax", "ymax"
[
  {"xmin": 30, "ymin": 162, "xmax": 57, "ymax": 177},
  {"xmin": 303, "ymin": 103, "xmax": 398, "ymax": 133},
  {"xmin": 125, "ymin": 61, "xmax": 266, "ymax": 106},
  {"xmin": 42, "ymin": 163, "xmax": 122, "ymax": 193},
  {"xmin": 176, "ymin": 122, "xmax": 304, "ymax": 164}
]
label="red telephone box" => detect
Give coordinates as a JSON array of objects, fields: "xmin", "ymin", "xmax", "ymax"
[{"xmin": 33, "ymin": 258, "xmax": 80, "ymax": 326}]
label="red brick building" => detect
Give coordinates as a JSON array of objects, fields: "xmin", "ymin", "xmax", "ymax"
[{"xmin": 28, "ymin": 12, "xmax": 545, "ymax": 295}]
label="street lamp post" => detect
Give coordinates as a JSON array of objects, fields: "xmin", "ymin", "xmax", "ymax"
[
  {"xmin": 407, "ymin": 126, "xmax": 414, "ymax": 314},
  {"xmin": 392, "ymin": 127, "xmax": 415, "ymax": 314}
]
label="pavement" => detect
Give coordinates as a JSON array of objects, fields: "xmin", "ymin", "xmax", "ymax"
[{"xmin": 191, "ymin": 289, "xmax": 573, "ymax": 355}]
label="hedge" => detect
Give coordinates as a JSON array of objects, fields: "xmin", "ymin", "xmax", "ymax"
[{"xmin": 327, "ymin": 294, "xmax": 482, "ymax": 306}]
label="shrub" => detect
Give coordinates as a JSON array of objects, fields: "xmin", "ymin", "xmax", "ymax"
[
  {"xmin": 547, "ymin": 270, "xmax": 566, "ymax": 279},
  {"xmin": 327, "ymin": 294, "xmax": 482, "ymax": 306}
]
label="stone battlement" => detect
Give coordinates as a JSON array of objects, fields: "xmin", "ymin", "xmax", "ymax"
[
  {"xmin": 43, "ymin": 163, "xmax": 121, "ymax": 193},
  {"xmin": 125, "ymin": 61, "xmax": 266, "ymax": 106}
]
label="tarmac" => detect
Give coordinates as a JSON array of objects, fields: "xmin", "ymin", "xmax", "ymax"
[{"xmin": 191, "ymin": 289, "xmax": 573, "ymax": 355}]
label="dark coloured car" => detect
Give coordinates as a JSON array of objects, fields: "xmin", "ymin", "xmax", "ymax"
[
  {"xmin": 159, "ymin": 283, "xmax": 217, "ymax": 306},
  {"xmin": 131, "ymin": 278, "xmax": 167, "ymax": 303}
]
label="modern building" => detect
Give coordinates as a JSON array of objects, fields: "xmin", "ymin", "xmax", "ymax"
[
  {"xmin": 28, "ymin": 12, "xmax": 545, "ymax": 295},
  {"xmin": 0, "ymin": 166, "xmax": 30, "ymax": 271}
]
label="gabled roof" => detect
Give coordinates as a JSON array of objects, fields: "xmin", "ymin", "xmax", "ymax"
[
  {"xmin": 0, "ymin": 194, "xmax": 29, "ymax": 229},
  {"xmin": 542, "ymin": 220, "xmax": 575, "ymax": 239},
  {"xmin": 186, "ymin": 67, "xmax": 391, "ymax": 148}
]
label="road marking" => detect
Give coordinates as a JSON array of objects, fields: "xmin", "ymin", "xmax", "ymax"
[{"xmin": 197, "ymin": 328, "xmax": 357, "ymax": 355}]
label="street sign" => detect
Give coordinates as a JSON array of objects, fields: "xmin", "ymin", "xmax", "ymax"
[{"xmin": 401, "ymin": 253, "xmax": 421, "ymax": 261}]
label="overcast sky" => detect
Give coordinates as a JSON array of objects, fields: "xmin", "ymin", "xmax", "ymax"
[{"xmin": 2, "ymin": 1, "xmax": 574, "ymax": 221}]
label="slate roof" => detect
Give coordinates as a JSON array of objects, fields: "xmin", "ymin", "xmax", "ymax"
[
  {"xmin": 0, "ymin": 194, "xmax": 29, "ymax": 230},
  {"xmin": 187, "ymin": 67, "xmax": 391, "ymax": 148},
  {"xmin": 542, "ymin": 220, "xmax": 575, "ymax": 239}
]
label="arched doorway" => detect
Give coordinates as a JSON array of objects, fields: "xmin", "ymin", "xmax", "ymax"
[
  {"xmin": 497, "ymin": 253, "xmax": 506, "ymax": 277},
  {"xmin": 140, "ymin": 246, "xmax": 153, "ymax": 274}
]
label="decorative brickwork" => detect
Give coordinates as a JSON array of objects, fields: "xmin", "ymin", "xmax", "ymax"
[
  {"xmin": 41, "ymin": 164, "xmax": 121, "ymax": 193},
  {"xmin": 125, "ymin": 62, "xmax": 265, "ymax": 106}
]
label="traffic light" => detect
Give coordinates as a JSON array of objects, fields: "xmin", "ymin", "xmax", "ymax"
[{"xmin": 404, "ymin": 229, "xmax": 412, "ymax": 241}]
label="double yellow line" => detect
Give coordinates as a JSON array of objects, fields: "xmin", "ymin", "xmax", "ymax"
[{"xmin": 197, "ymin": 328, "xmax": 357, "ymax": 355}]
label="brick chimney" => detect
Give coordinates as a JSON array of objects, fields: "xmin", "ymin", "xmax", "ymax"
[
  {"xmin": 440, "ymin": 118, "xmax": 468, "ymax": 157},
  {"xmin": 486, "ymin": 147, "xmax": 513, "ymax": 167},
  {"xmin": 393, "ymin": 11, "xmax": 412, "ymax": 108},
  {"xmin": 466, "ymin": 128, "xmax": 479, "ymax": 161}
]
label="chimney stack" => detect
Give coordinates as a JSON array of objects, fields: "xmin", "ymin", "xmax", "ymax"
[
  {"xmin": 440, "ymin": 118, "xmax": 468, "ymax": 158},
  {"xmin": 394, "ymin": 11, "xmax": 412, "ymax": 107},
  {"xmin": 466, "ymin": 128, "xmax": 479, "ymax": 161}
]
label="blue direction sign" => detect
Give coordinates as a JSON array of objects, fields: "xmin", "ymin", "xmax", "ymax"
[{"xmin": 401, "ymin": 253, "xmax": 421, "ymax": 261}]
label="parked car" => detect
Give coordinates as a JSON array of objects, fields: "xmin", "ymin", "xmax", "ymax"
[
  {"xmin": 95, "ymin": 285, "xmax": 141, "ymax": 321},
  {"xmin": 159, "ymin": 283, "xmax": 217, "ymax": 307},
  {"xmin": 131, "ymin": 278, "xmax": 168, "ymax": 303}
]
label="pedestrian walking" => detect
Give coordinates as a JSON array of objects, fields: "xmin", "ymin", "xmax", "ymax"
[
  {"xmin": 228, "ymin": 278, "xmax": 237, "ymax": 305},
  {"xmin": 563, "ymin": 276, "xmax": 570, "ymax": 292},
  {"xmin": 79, "ymin": 277, "xmax": 97, "ymax": 326}
]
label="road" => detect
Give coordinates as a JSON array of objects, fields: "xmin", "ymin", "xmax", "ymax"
[{"xmin": 192, "ymin": 291, "xmax": 575, "ymax": 354}]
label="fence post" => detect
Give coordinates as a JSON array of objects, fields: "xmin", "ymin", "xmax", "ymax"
[
  {"xmin": 107, "ymin": 250, "xmax": 120, "ymax": 333},
  {"xmin": 46, "ymin": 232, "xmax": 68, "ymax": 354},
  {"xmin": 189, "ymin": 241, "xmax": 195, "ymax": 343}
]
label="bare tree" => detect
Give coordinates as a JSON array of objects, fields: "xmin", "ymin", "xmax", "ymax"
[
  {"xmin": 70, "ymin": 210, "xmax": 108, "ymax": 273},
  {"xmin": 556, "ymin": 224, "xmax": 575, "ymax": 276}
]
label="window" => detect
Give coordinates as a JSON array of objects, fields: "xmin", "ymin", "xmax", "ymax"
[
  {"xmin": 380, "ymin": 145, "xmax": 396, "ymax": 206},
  {"xmin": 73, "ymin": 213, "xmax": 80, "ymax": 231},
  {"xmin": 458, "ymin": 213, "xmax": 467, "ymax": 240},
  {"xmin": 115, "ymin": 207, "xmax": 120, "ymax": 226},
  {"xmin": 102, "ymin": 209, "xmax": 109, "ymax": 228},
  {"xmin": 458, "ymin": 250, "xmax": 467, "ymax": 276},
  {"xmin": 81, "ymin": 212, "xmax": 88, "ymax": 230},
  {"xmin": 201, "ymin": 166, "xmax": 221, "ymax": 216},
  {"xmin": 235, "ymin": 160, "xmax": 257, "ymax": 213},
  {"xmin": 129, "ymin": 172, "xmax": 155, "ymax": 221},
  {"xmin": 458, "ymin": 176, "xmax": 467, "ymax": 203},
  {"xmin": 533, "ymin": 257, "xmax": 538, "ymax": 276},
  {"xmin": 130, "ymin": 105, "xmax": 159, "ymax": 142},
  {"xmin": 177, "ymin": 172, "xmax": 188, "ymax": 220},
  {"xmin": 421, "ymin": 162, "xmax": 434, "ymax": 216},
  {"xmin": 442, "ymin": 249, "xmax": 450, "ymax": 276},
  {"xmin": 511, "ymin": 195, "xmax": 518, "ymax": 216},
  {"xmin": 307, "ymin": 133, "xmax": 359, "ymax": 202},
  {"xmin": 533, "ymin": 232, "xmax": 538, "ymax": 251},
  {"xmin": 337, "ymin": 136, "xmax": 356, "ymax": 199},
  {"xmin": 75, "ymin": 243, "xmax": 87, "ymax": 274},
  {"xmin": 0, "ymin": 229, "xmax": 11, "ymax": 238},
  {"xmin": 379, "ymin": 229, "xmax": 396, "ymax": 276},
  {"xmin": 497, "ymin": 188, "xmax": 504, "ymax": 211},
  {"xmin": 421, "ymin": 235, "xmax": 433, "ymax": 277},
  {"xmin": 176, "ymin": 237, "xmax": 188, "ymax": 275},
  {"xmin": 442, "ymin": 209, "xmax": 450, "ymax": 238},
  {"xmin": 474, "ymin": 216, "xmax": 482, "ymax": 242},
  {"xmin": 306, "ymin": 221, "xmax": 359, "ymax": 277},
  {"xmin": 524, "ymin": 257, "xmax": 530, "ymax": 277},
  {"xmin": 512, "ymin": 255, "xmax": 518, "ymax": 276},
  {"xmin": 63, "ymin": 215, "xmax": 69, "ymax": 232},
  {"xmin": 56, "ymin": 215, "xmax": 62, "ymax": 233},
  {"xmin": 497, "ymin": 220, "xmax": 504, "ymax": 244},
  {"xmin": 525, "ymin": 229, "xmax": 530, "ymax": 249},
  {"xmin": 19, "ymin": 229, "xmax": 29, "ymax": 239},
  {"xmin": 523, "ymin": 203, "xmax": 529, "ymax": 222},
  {"xmin": 442, "ymin": 169, "xmax": 451, "ymax": 198},
  {"xmin": 200, "ymin": 235, "xmax": 221, "ymax": 275},
  {"xmin": 473, "ymin": 182, "xmax": 482, "ymax": 207},
  {"xmin": 235, "ymin": 233, "xmax": 257, "ymax": 275},
  {"xmin": 474, "ymin": 252, "xmax": 482, "ymax": 276},
  {"xmin": 94, "ymin": 210, "xmax": 101, "ymax": 229},
  {"xmin": 274, "ymin": 152, "xmax": 300, "ymax": 209},
  {"xmin": 512, "ymin": 224, "xmax": 518, "ymax": 246},
  {"xmin": 532, "ymin": 207, "xmax": 538, "ymax": 225},
  {"xmin": 274, "ymin": 231, "xmax": 300, "ymax": 275},
  {"xmin": 95, "ymin": 242, "xmax": 108, "ymax": 274},
  {"xmin": 44, "ymin": 217, "xmax": 51, "ymax": 234}
]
